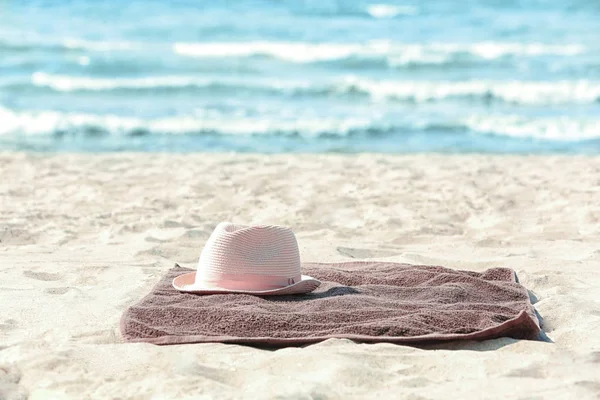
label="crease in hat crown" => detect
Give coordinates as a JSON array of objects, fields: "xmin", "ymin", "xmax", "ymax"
[{"xmin": 172, "ymin": 222, "xmax": 320, "ymax": 294}]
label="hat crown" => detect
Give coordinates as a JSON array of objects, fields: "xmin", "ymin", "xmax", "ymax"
[{"xmin": 197, "ymin": 222, "xmax": 301, "ymax": 282}]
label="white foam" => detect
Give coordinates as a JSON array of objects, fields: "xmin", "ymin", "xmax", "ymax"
[
  {"xmin": 31, "ymin": 72, "xmax": 213, "ymax": 91},
  {"xmin": 366, "ymin": 4, "xmax": 417, "ymax": 18},
  {"xmin": 26, "ymin": 73, "xmax": 600, "ymax": 105},
  {"xmin": 29, "ymin": 72, "xmax": 311, "ymax": 92},
  {"xmin": 2, "ymin": 105, "xmax": 599, "ymax": 142},
  {"xmin": 464, "ymin": 115, "xmax": 600, "ymax": 141},
  {"xmin": 0, "ymin": 107, "xmax": 141, "ymax": 136},
  {"xmin": 78, "ymin": 56, "xmax": 90, "ymax": 66},
  {"xmin": 0, "ymin": 107, "xmax": 376, "ymax": 137},
  {"xmin": 61, "ymin": 38, "xmax": 138, "ymax": 51},
  {"xmin": 342, "ymin": 77, "xmax": 600, "ymax": 104},
  {"xmin": 435, "ymin": 42, "xmax": 585, "ymax": 59},
  {"xmin": 173, "ymin": 42, "xmax": 378, "ymax": 63},
  {"xmin": 387, "ymin": 42, "xmax": 585, "ymax": 66},
  {"xmin": 2, "ymin": 35, "xmax": 587, "ymax": 63},
  {"xmin": 173, "ymin": 40, "xmax": 586, "ymax": 64}
]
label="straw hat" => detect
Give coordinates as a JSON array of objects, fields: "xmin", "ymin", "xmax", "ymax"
[{"xmin": 173, "ymin": 222, "xmax": 321, "ymax": 295}]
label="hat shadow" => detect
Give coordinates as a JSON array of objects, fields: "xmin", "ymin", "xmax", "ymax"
[{"xmin": 262, "ymin": 285, "xmax": 360, "ymax": 302}]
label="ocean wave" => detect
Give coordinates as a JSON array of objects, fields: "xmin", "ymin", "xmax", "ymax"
[
  {"xmin": 465, "ymin": 115, "xmax": 600, "ymax": 141},
  {"xmin": 1, "ymin": 107, "xmax": 599, "ymax": 141},
  {"xmin": 173, "ymin": 41, "xmax": 586, "ymax": 64},
  {"xmin": 0, "ymin": 107, "xmax": 381, "ymax": 137},
  {"xmin": 0, "ymin": 37, "xmax": 140, "ymax": 52},
  {"xmin": 22, "ymin": 73, "xmax": 600, "ymax": 105},
  {"xmin": 26, "ymin": 72, "xmax": 311, "ymax": 93},
  {"xmin": 30, "ymin": 72, "xmax": 220, "ymax": 92},
  {"xmin": 340, "ymin": 77, "xmax": 600, "ymax": 104},
  {"xmin": 1, "ymin": 37, "xmax": 587, "ymax": 67}
]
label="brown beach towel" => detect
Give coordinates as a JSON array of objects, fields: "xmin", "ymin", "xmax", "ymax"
[{"xmin": 120, "ymin": 262, "xmax": 540, "ymax": 346}]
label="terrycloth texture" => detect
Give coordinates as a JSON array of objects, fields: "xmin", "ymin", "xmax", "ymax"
[{"xmin": 121, "ymin": 262, "xmax": 541, "ymax": 346}]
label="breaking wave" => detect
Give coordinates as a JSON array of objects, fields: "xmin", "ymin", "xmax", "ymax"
[
  {"xmin": 2, "ymin": 106, "xmax": 598, "ymax": 141},
  {"xmin": 20, "ymin": 73, "xmax": 600, "ymax": 105}
]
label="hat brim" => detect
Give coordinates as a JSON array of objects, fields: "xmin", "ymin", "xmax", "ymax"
[{"xmin": 172, "ymin": 272, "xmax": 321, "ymax": 296}]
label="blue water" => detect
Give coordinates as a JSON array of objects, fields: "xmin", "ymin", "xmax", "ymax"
[{"xmin": 1, "ymin": 0, "xmax": 600, "ymax": 153}]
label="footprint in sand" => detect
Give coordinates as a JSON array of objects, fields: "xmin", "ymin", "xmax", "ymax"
[
  {"xmin": 0, "ymin": 319, "xmax": 17, "ymax": 332},
  {"xmin": 22, "ymin": 271, "xmax": 62, "ymax": 281},
  {"xmin": 0, "ymin": 363, "xmax": 29, "ymax": 400},
  {"xmin": 70, "ymin": 329, "xmax": 117, "ymax": 344},
  {"xmin": 44, "ymin": 287, "xmax": 70, "ymax": 295},
  {"xmin": 144, "ymin": 236, "xmax": 166, "ymax": 243}
]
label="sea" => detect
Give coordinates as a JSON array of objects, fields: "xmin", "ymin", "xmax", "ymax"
[{"xmin": 1, "ymin": 0, "xmax": 599, "ymax": 153}]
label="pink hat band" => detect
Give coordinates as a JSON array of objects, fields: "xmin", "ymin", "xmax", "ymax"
[{"xmin": 172, "ymin": 222, "xmax": 321, "ymax": 295}]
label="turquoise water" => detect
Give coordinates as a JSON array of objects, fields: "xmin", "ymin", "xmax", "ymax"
[{"xmin": 1, "ymin": 0, "xmax": 599, "ymax": 153}]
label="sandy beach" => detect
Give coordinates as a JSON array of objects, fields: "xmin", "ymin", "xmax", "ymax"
[{"xmin": 1, "ymin": 152, "xmax": 599, "ymax": 399}]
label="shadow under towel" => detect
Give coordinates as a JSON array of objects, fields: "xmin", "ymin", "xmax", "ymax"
[{"xmin": 120, "ymin": 262, "xmax": 541, "ymax": 346}]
